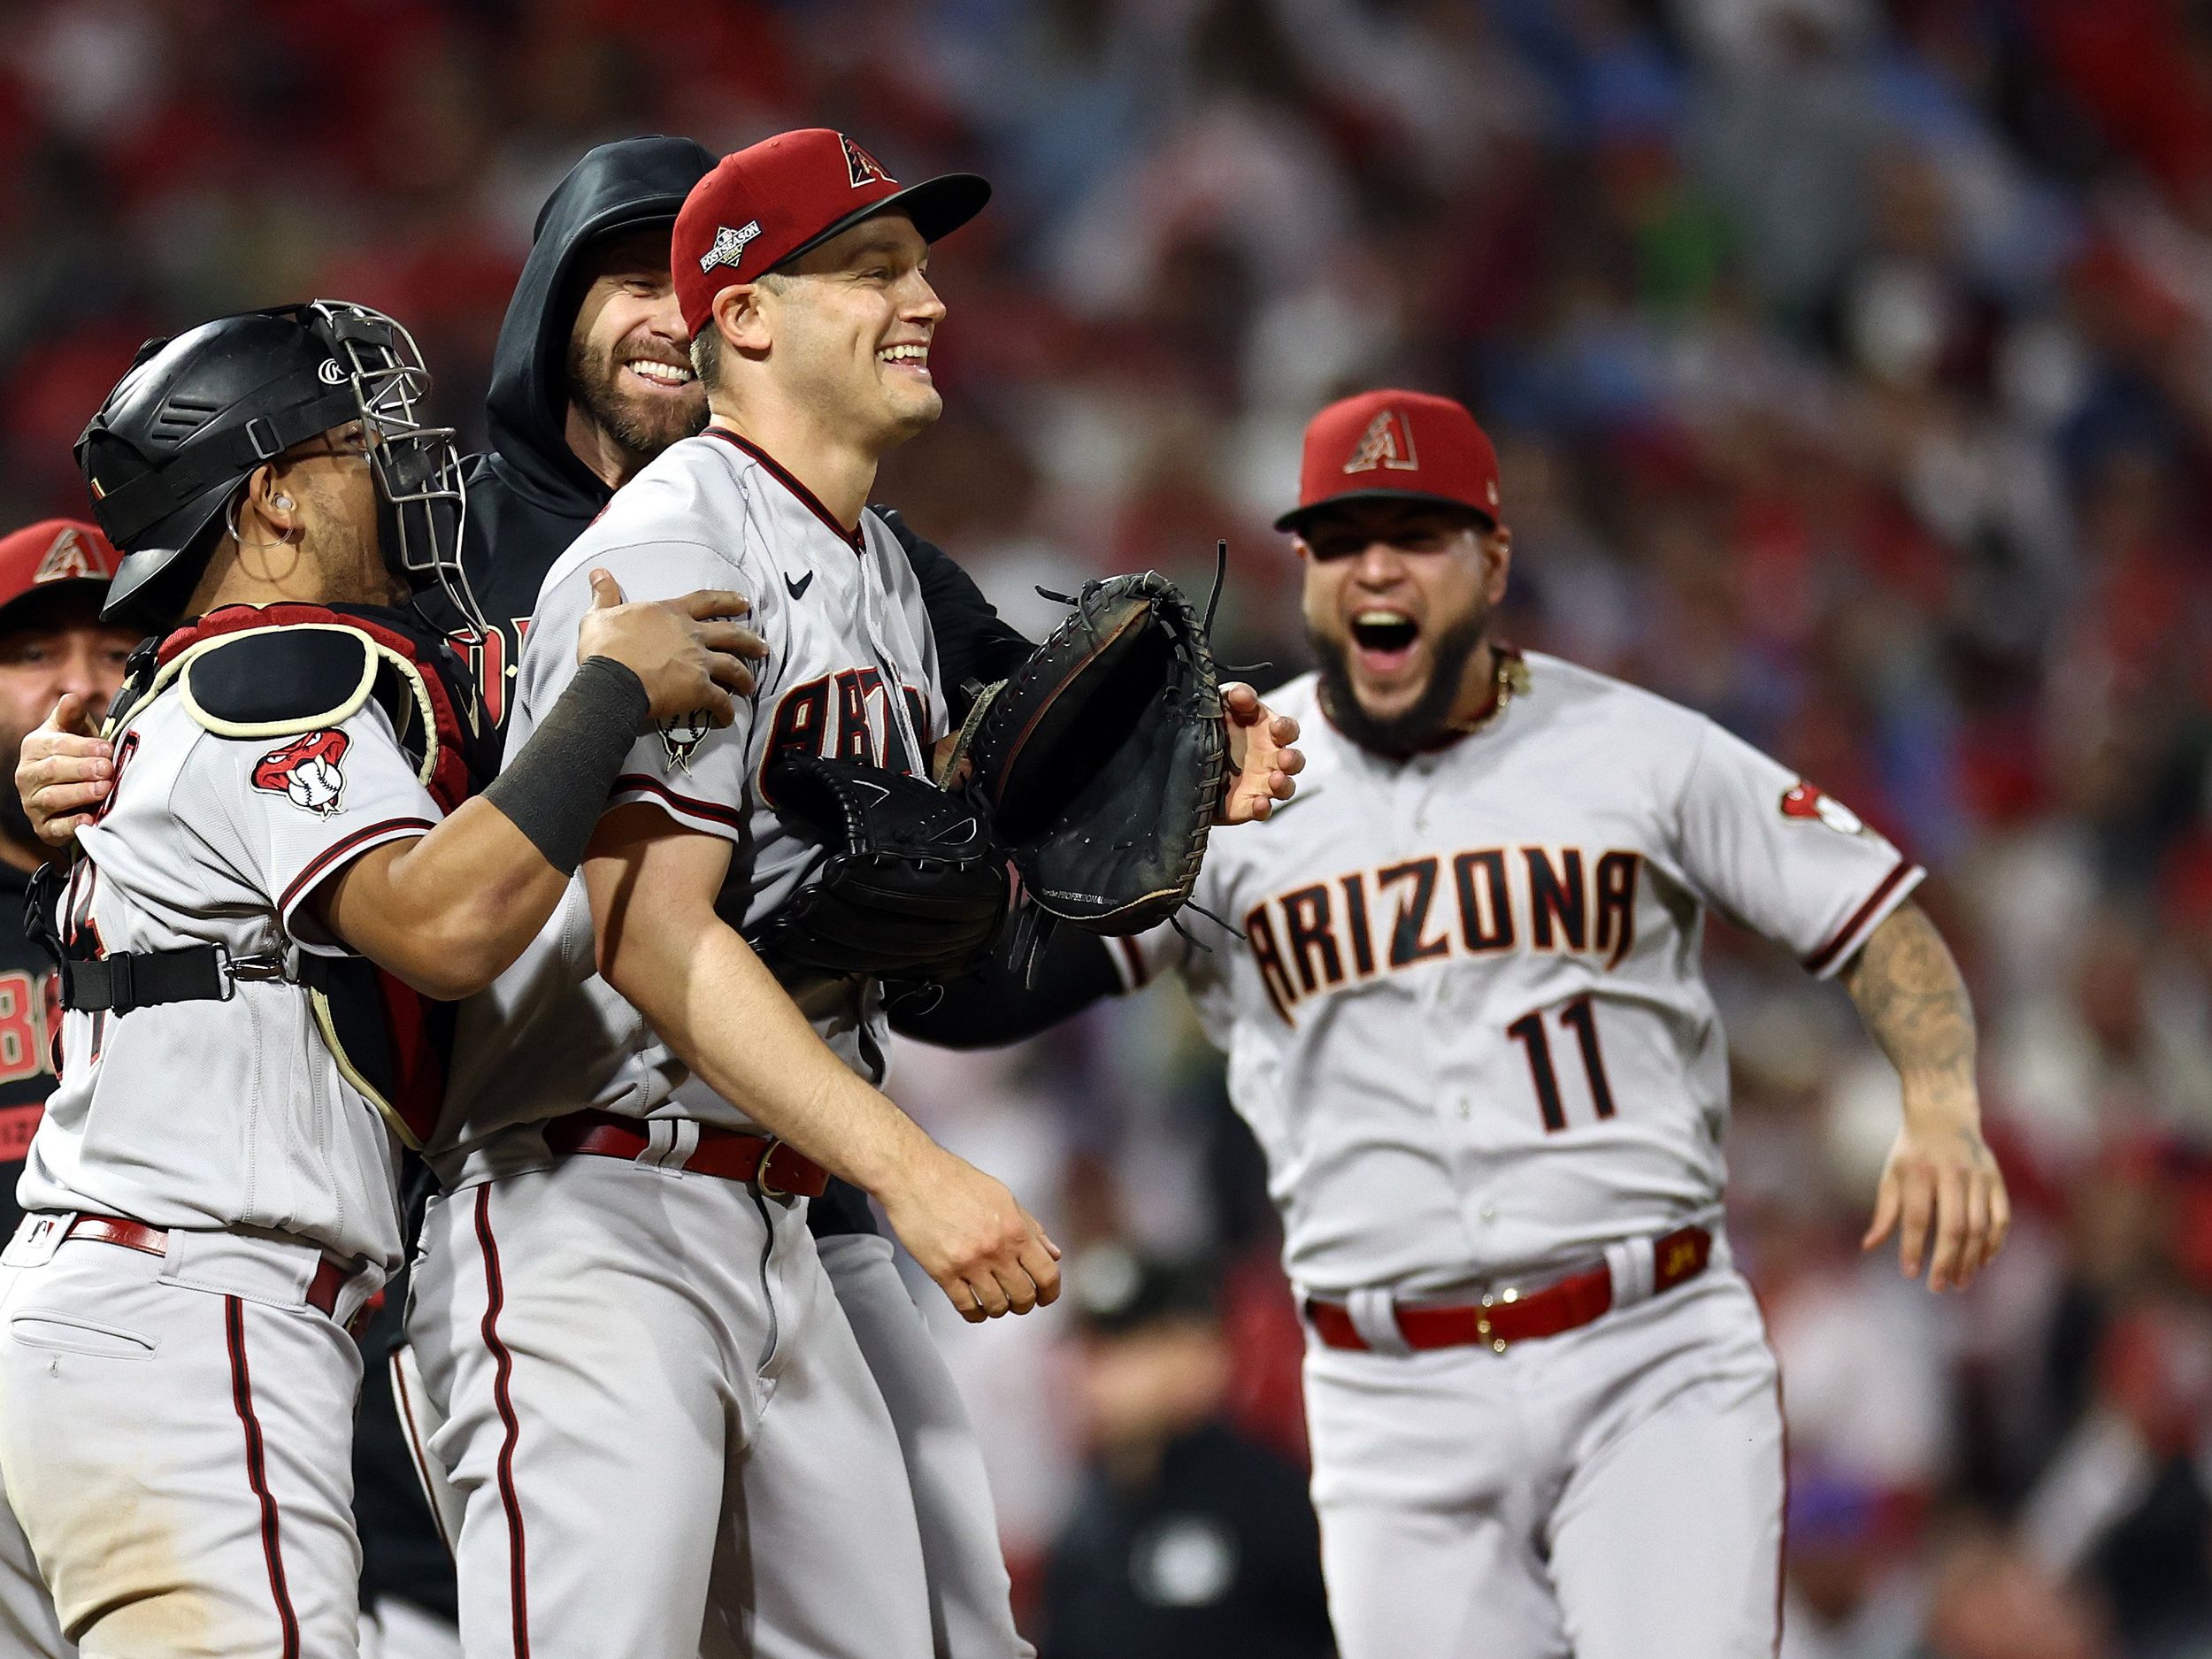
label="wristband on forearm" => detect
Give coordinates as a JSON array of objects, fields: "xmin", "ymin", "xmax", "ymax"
[{"xmin": 483, "ymin": 656, "xmax": 651, "ymax": 872}]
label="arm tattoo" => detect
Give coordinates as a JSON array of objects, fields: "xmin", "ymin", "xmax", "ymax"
[{"xmin": 1839, "ymin": 901, "xmax": 1977, "ymax": 1094}]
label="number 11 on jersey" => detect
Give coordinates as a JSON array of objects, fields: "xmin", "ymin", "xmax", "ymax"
[{"xmin": 1506, "ymin": 995, "xmax": 1617, "ymax": 1132}]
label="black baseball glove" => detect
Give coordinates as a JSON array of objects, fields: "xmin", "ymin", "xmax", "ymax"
[
  {"xmin": 749, "ymin": 753, "xmax": 1010, "ymax": 981},
  {"xmin": 950, "ymin": 571, "xmax": 1227, "ymax": 937}
]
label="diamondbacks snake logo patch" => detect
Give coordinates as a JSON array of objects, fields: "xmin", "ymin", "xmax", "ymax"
[
  {"xmin": 1780, "ymin": 780, "xmax": 1863, "ymax": 836},
  {"xmin": 254, "ymin": 729, "xmax": 349, "ymax": 817}
]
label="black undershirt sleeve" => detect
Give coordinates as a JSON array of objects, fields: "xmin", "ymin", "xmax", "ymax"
[
  {"xmin": 876, "ymin": 506, "xmax": 1036, "ymax": 716},
  {"xmin": 874, "ymin": 505, "xmax": 1120, "ymax": 1044},
  {"xmin": 888, "ymin": 924, "xmax": 1125, "ymax": 1049}
]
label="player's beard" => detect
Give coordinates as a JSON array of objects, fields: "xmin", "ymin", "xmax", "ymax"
[
  {"xmin": 1309, "ymin": 604, "xmax": 1493, "ymax": 760},
  {"xmin": 566, "ymin": 333, "xmax": 707, "ymax": 472}
]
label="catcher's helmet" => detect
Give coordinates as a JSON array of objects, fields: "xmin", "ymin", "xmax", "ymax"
[{"xmin": 76, "ymin": 301, "xmax": 478, "ymax": 630}]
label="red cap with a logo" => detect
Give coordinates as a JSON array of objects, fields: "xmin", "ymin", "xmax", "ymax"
[
  {"xmin": 1275, "ymin": 389, "xmax": 1503, "ymax": 534},
  {"xmin": 0, "ymin": 519, "xmax": 119, "ymax": 624},
  {"xmin": 673, "ymin": 129, "xmax": 991, "ymax": 335}
]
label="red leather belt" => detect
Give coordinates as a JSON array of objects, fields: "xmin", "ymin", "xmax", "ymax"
[
  {"xmin": 1306, "ymin": 1225, "xmax": 1713, "ymax": 1355},
  {"xmin": 543, "ymin": 1108, "xmax": 829, "ymax": 1199},
  {"xmin": 62, "ymin": 1214, "xmax": 352, "ymax": 1318}
]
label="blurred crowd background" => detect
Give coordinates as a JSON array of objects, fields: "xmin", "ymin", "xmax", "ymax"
[{"xmin": 4, "ymin": 0, "xmax": 2211, "ymax": 1654}]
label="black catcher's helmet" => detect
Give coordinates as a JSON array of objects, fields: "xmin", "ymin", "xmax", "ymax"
[{"xmin": 75, "ymin": 301, "xmax": 479, "ymax": 630}]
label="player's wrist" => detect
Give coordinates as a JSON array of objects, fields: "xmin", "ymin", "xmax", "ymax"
[
  {"xmin": 1898, "ymin": 1081, "xmax": 1980, "ymax": 1131},
  {"xmin": 846, "ymin": 1112, "xmax": 949, "ymax": 1205},
  {"xmin": 483, "ymin": 657, "xmax": 651, "ymax": 874}
]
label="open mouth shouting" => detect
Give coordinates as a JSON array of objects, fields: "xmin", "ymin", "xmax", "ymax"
[{"xmin": 1348, "ymin": 606, "xmax": 1421, "ymax": 677}]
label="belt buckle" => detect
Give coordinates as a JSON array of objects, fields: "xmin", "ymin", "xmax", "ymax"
[
  {"xmin": 217, "ymin": 948, "xmax": 288, "ymax": 1000},
  {"xmin": 755, "ymin": 1136, "xmax": 790, "ymax": 1202}
]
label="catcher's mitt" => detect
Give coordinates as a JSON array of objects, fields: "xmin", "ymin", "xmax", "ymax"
[
  {"xmin": 954, "ymin": 570, "xmax": 1227, "ymax": 936},
  {"xmin": 749, "ymin": 753, "xmax": 1010, "ymax": 981}
]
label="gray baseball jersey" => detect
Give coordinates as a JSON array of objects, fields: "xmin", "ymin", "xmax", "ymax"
[
  {"xmin": 1120, "ymin": 653, "xmax": 1921, "ymax": 1300},
  {"xmin": 437, "ymin": 426, "xmax": 946, "ymax": 1171},
  {"xmin": 22, "ymin": 688, "xmax": 442, "ymax": 1269}
]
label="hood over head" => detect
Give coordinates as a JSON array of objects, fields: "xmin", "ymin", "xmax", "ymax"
[{"xmin": 483, "ymin": 134, "xmax": 717, "ymax": 516}]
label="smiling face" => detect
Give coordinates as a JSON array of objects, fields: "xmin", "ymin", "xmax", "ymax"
[
  {"xmin": 1298, "ymin": 500, "xmax": 1510, "ymax": 756},
  {"xmin": 0, "ymin": 586, "xmax": 137, "ymax": 863},
  {"xmin": 742, "ymin": 211, "xmax": 945, "ymax": 450},
  {"xmin": 565, "ymin": 227, "xmax": 706, "ymax": 486}
]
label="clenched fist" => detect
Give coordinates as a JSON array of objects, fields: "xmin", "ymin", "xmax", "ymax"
[{"xmin": 874, "ymin": 1142, "xmax": 1062, "ymax": 1322}]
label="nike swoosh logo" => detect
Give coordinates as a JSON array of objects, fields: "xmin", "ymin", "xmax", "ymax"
[
  {"xmin": 784, "ymin": 571, "xmax": 814, "ymax": 601},
  {"xmin": 1256, "ymin": 782, "xmax": 1319, "ymax": 820}
]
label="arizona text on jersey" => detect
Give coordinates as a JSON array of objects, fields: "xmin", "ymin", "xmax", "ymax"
[{"xmin": 1120, "ymin": 653, "xmax": 1922, "ymax": 1299}]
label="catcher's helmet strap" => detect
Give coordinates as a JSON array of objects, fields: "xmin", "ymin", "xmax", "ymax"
[{"xmin": 89, "ymin": 384, "xmax": 359, "ymax": 545}]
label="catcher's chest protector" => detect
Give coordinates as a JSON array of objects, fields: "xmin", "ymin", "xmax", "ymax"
[
  {"xmin": 137, "ymin": 601, "xmax": 486, "ymax": 810},
  {"xmin": 91, "ymin": 603, "xmax": 487, "ymax": 1148}
]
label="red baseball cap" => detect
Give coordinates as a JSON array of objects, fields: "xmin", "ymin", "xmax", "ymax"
[
  {"xmin": 0, "ymin": 519, "xmax": 119, "ymax": 626},
  {"xmin": 672, "ymin": 129, "xmax": 991, "ymax": 336},
  {"xmin": 1275, "ymin": 389, "xmax": 1504, "ymax": 534}
]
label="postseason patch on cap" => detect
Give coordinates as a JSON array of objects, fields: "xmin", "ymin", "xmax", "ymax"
[
  {"xmin": 672, "ymin": 128, "xmax": 991, "ymax": 335},
  {"xmin": 699, "ymin": 219, "xmax": 762, "ymax": 275}
]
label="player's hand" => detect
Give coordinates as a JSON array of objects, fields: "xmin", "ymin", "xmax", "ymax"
[
  {"xmin": 1219, "ymin": 683, "xmax": 1302, "ymax": 824},
  {"xmin": 874, "ymin": 1144, "xmax": 1062, "ymax": 1323},
  {"xmin": 1862, "ymin": 1101, "xmax": 2010, "ymax": 1293},
  {"xmin": 17, "ymin": 694, "xmax": 113, "ymax": 846},
  {"xmin": 578, "ymin": 570, "xmax": 768, "ymax": 729}
]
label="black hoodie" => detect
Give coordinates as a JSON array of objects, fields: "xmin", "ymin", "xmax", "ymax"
[
  {"xmin": 446, "ymin": 135, "xmax": 715, "ymax": 738},
  {"xmin": 449, "ymin": 134, "xmax": 1031, "ymax": 753}
]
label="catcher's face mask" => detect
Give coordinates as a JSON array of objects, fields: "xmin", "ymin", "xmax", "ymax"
[{"xmin": 306, "ymin": 302, "xmax": 483, "ymax": 633}]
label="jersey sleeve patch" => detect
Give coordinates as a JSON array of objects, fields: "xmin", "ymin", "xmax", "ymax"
[
  {"xmin": 657, "ymin": 711, "xmax": 716, "ymax": 772},
  {"xmin": 179, "ymin": 626, "xmax": 378, "ymax": 740},
  {"xmin": 1779, "ymin": 780, "xmax": 1866, "ymax": 836},
  {"xmin": 252, "ymin": 729, "xmax": 350, "ymax": 818}
]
